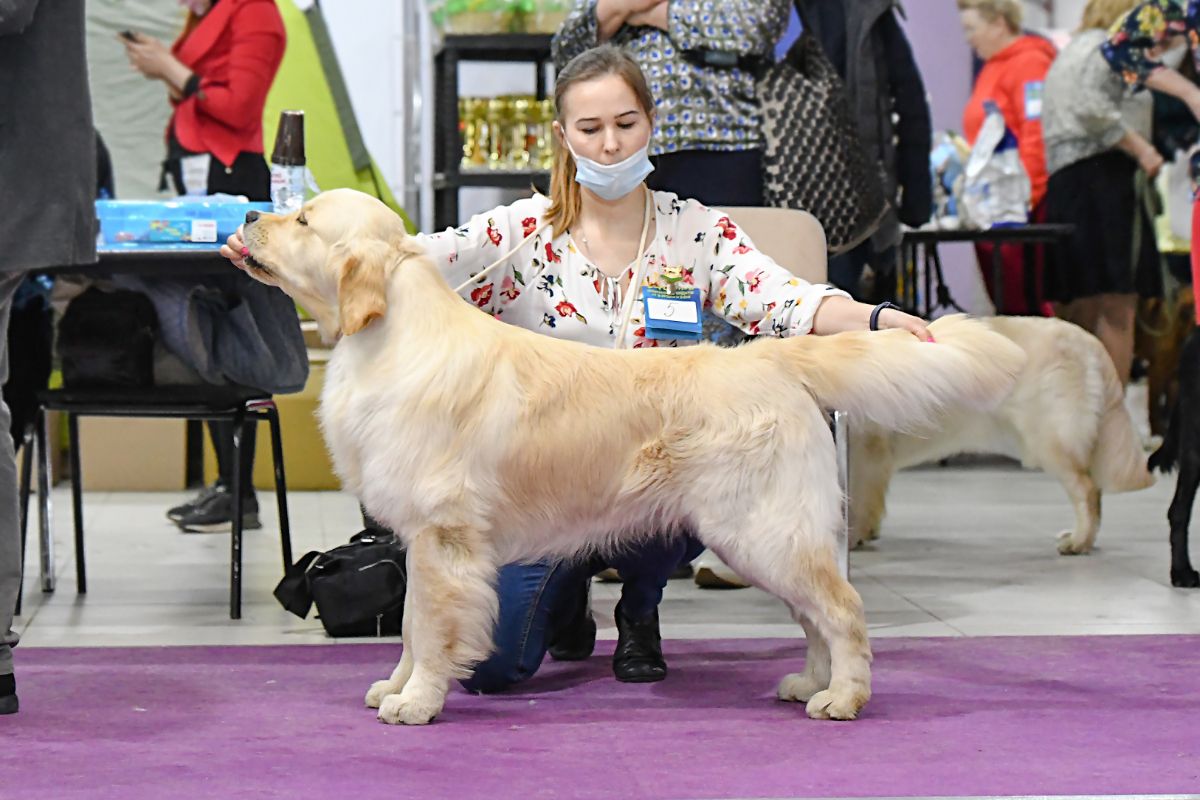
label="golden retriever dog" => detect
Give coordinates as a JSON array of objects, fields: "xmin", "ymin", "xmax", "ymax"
[
  {"xmin": 851, "ymin": 316, "xmax": 1155, "ymax": 556},
  {"xmin": 240, "ymin": 189, "xmax": 1024, "ymax": 725}
]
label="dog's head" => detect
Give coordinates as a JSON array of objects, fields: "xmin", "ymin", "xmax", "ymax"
[{"xmin": 241, "ymin": 188, "xmax": 421, "ymax": 342}]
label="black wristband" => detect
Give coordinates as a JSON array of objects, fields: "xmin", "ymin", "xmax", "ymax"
[{"xmin": 869, "ymin": 301, "xmax": 898, "ymax": 332}]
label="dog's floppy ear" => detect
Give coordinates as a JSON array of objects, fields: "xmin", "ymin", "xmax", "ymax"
[{"xmin": 332, "ymin": 240, "xmax": 390, "ymax": 336}]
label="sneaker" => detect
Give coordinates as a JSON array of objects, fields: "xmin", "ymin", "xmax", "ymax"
[
  {"xmin": 174, "ymin": 485, "xmax": 261, "ymax": 533},
  {"xmin": 166, "ymin": 483, "xmax": 223, "ymax": 523},
  {"xmin": 0, "ymin": 673, "xmax": 17, "ymax": 715}
]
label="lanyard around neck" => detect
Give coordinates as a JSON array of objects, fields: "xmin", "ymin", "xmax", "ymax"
[{"xmin": 613, "ymin": 186, "xmax": 653, "ymax": 350}]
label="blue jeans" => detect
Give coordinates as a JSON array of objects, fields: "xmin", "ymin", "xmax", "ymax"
[{"xmin": 461, "ymin": 534, "xmax": 705, "ymax": 694}]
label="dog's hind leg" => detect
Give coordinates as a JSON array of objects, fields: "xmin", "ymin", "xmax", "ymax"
[
  {"xmin": 1047, "ymin": 461, "xmax": 1101, "ymax": 555},
  {"xmin": 849, "ymin": 428, "xmax": 895, "ymax": 547},
  {"xmin": 776, "ymin": 612, "xmax": 832, "ymax": 703},
  {"xmin": 710, "ymin": 533, "xmax": 870, "ymax": 720},
  {"xmin": 376, "ymin": 526, "xmax": 499, "ymax": 725},
  {"xmin": 1167, "ymin": 435, "xmax": 1200, "ymax": 587}
]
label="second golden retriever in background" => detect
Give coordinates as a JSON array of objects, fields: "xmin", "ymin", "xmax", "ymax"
[
  {"xmin": 239, "ymin": 189, "xmax": 1025, "ymax": 726},
  {"xmin": 851, "ymin": 316, "xmax": 1154, "ymax": 555}
]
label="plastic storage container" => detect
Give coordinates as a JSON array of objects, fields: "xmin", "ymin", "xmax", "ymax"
[{"xmin": 96, "ymin": 199, "xmax": 273, "ymax": 250}]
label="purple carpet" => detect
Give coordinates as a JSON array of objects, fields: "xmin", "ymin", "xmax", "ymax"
[{"xmin": 2, "ymin": 636, "xmax": 1198, "ymax": 799}]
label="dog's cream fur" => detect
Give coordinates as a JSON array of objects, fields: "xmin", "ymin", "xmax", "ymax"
[
  {"xmin": 850, "ymin": 316, "xmax": 1155, "ymax": 555},
  {"xmin": 242, "ymin": 189, "xmax": 1025, "ymax": 725}
]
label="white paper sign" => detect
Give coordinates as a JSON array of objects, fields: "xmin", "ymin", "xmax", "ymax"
[
  {"xmin": 190, "ymin": 219, "xmax": 218, "ymax": 243},
  {"xmin": 645, "ymin": 296, "xmax": 699, "ymax": 323}
]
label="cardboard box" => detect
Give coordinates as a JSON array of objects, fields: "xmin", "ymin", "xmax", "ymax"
[
  {"xmin": 204, "ymin": 359, "xmax": 340, "ymax": 491},
  {"xmin": 78, "ymin": 417, "xmax": 186, "ymax": 491}
]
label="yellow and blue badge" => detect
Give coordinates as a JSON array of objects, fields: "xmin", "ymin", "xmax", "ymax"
[{"xmin": 641, "ymin": 267, "xmax": 703, "ymax": 340}]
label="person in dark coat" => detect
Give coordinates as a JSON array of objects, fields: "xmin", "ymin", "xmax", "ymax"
[
  {"xmin": 803, "ymin": 0, "xmax": 933, "ymax": 300},
  {"xmin": 0, "ymin": 0, "xmax": 98, "ymax": 715}
]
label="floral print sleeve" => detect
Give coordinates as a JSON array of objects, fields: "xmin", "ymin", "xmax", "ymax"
[
  {"xmin": 1101, "ymin": 0, "xmax": 1199, "ymax": 88},
  {"xmin": 682, "ymin": 203, "xmax": 849, "ymax": 337},
  {"xmin": 415, "ymin": 197, "xmax": 547, "ymax": 315}
]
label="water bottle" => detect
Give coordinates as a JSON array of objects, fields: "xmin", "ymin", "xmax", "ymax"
[{"xmin": 270, "ymin": 110, "xmax": 307, "ymax": 214}]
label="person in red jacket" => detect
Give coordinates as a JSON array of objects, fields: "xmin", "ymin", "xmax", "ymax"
[
  {"xmin": 121, "ymin": 0, "xmax": 290, "ymax": 533},
  {"xmin": 958, "ymin": 0, "xmax": 1057, "ymax": 315}
]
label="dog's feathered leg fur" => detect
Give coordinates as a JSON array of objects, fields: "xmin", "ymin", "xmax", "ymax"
[{"xmin": 375, "ymin": 526, "xmax": 500, "ymax": 725}]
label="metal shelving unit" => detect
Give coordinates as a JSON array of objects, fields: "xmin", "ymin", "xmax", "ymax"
[{"xmin": 433, "ymin": 33, "xmax": 554, "ymax": 229}]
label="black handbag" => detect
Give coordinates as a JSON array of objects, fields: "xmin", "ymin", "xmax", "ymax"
[
  {"xmin": 274, "ymin": 530, "xmax": 407, "ymax": 638},
  {"xmin": 57, "ymin": 286, "xmax": 159, "ymax": 389},
  {"xmin": 759, "ymin": 13, "xmax": 889, "ymax": 254}
]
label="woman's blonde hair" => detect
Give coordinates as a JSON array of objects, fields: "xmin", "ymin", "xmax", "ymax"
[
  {"xmin": 1079, "ymin": 0, "xmax": 1138, "ymax": 31},
  {"xmin": 544, "ymin": 45, "xmax": 656, "ymax": 235},
  {"xmin": 956, "ymin": 0, "xmax": 1023, "ymax": 33}
]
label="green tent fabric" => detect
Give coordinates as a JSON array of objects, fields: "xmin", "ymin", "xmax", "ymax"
[{"xmin": 265, "ymin": 0, "xmax": 414, "ymax": 232}]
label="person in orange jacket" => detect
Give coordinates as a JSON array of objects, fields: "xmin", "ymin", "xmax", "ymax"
[{"xmin": 958, "ymin": 0, "xmax": 1057, "ymax": 315}]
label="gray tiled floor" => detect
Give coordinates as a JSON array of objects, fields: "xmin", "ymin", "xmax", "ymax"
[{"xmin": 14, "ymin": 462, "xmax": 1200, "ymax": 648}]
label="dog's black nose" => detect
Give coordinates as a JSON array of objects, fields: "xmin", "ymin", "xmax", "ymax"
[{"xmin": 245, "ymin": 210, "xmax": 261, "ymax": 224}]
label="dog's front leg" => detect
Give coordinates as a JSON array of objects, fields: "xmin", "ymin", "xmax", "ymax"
[
  {"xmin": 376, "ymin": 526, "xmax": 499, "ymax": 725},
  {"xmin": 365, "ymin": 587, "xmax": 416, "ymax": 708}
]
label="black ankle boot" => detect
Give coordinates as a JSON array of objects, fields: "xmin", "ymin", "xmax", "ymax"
[
  {"xmin": 612, "ymin": 602, "xmax": 666, "ymax": 683},
  {"xmin": 548, "ymin": 576, "xmax": 596, "ymax": 661},
  {"xmin": 0, "ymin": 673, "xmax": 18, "ymax": 715}
]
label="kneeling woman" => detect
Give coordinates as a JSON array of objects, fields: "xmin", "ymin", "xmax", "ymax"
[{"xmin": 225, "ymin": 45, "xmax": 930, "ymax": 690}]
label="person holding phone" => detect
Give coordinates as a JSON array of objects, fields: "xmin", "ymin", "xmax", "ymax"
[{"xmin": 119, "ymin": 0, "xmax": 306, "ymax": 533}]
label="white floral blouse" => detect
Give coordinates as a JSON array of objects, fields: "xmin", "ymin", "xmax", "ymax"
[{"xmin": 417, "ymin": 191, "xmax": 846, "ymax": 349}]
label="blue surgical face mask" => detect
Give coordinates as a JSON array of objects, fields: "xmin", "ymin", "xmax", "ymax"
[{"xmin": 565, "ymin": 138, "xmax": 655, "ymax": 201}]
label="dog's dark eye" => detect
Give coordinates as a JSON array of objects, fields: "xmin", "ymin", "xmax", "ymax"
[{"xmin": 297, "ymin": 214, "xmax": 308, "ymax": 226}]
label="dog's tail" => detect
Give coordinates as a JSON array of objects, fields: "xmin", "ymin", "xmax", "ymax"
[
  {"xmin": 770, "ymin": 314, "xmax": 1025, "ymax": 433},
  {"xmin": 1091, "ymin": 363, "xmax": 1156, "ymax": 492},
  {"xmin": 1148, "ymin": 401, "xmax": 1180, "ymax": 475}
]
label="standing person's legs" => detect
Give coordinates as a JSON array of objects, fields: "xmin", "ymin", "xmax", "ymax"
[
  {"xmin": 1095, "ymin": 293, "xmax": 1138, "ymax": 385},
  {"xmin": 172, "ymin": 420, "xmax": 260, "ymax": 532},
  {"xmin": 1, "ymin": 272, "xmax": 27, "ymax": 713},
  {"xmin": 209, "ymin": 419, "xmax": 258, "ymax": 498}
]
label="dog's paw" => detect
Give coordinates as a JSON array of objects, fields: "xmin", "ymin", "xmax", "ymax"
[
  {"xmin": 1056, "ymin": 530, "xmax": 1093, "ymax": 556},
  {"xmin": 777, "ymin": 672, "xmax": 827, "ymax": 703},
  {"xmin": 1170, "ymin": 567, "xmax": 1200, "ymax": 588},
  {"xmin": 804, "ymin": 689, "xmax": 866, "ymax": 721},
  {"xmin": 377, "ymin": 692, "xmax": 442, "ymax": 726},
  {"xmin": 365, "ymin": 680, "xmax": 399, "ymax": 709}
]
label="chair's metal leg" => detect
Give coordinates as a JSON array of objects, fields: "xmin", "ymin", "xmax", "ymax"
[
  {"xmin": 36, "ymin": 408, "xmax": 55, "ymax": 593},
  {"xmin": 265, "ymin": 406, "xmax": 293, "ymax": 570},
  {"xmin": 16, "ymin": 426, "xmax": 33, "ymax": 616},
  {"xmin": 67, "ymin": 414, "xmax": 87, "ymax": 594},
  {"xmin": 229, "ymin": 412, "xmax": 246, "ymax": 620},
  {"xmin": 831, "ymin": 410, "xmax": 850, "ymax": 580}
]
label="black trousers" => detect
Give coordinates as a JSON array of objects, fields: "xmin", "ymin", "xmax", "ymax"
[{"xmin": 647, "ymin": 148, "xmax": 763, "ymax": 207}]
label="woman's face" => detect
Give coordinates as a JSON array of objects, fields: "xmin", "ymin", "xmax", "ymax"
[
  {"xmin": 960, "ymin": 9, "xmax": 1012, "ymax": 61},
  {"xmin": 554, "ymin": 74, "xmax": 653, "ymax": 165}
]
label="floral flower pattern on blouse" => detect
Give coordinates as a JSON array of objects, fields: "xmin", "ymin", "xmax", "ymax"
[{"xmin": 416, "ymin": 191, "xmax": 847, "ymax": 349}]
